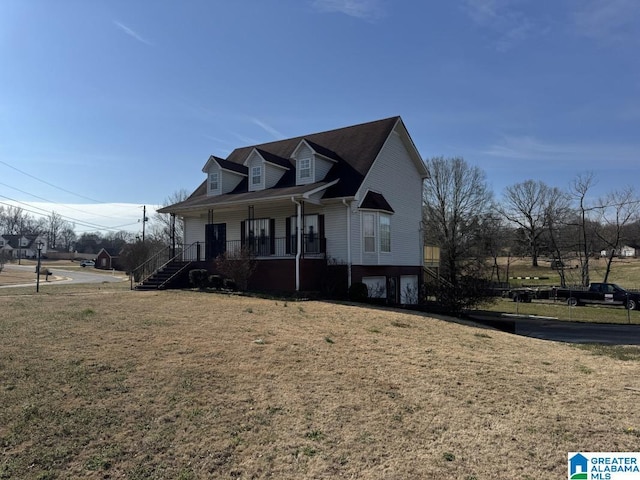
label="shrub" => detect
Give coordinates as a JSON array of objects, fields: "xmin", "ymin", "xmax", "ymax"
[
  {"xmin": 348, "ymin": 282, "xmax": 368, "ymax": 302},
  {"xmin": 189, "ymin": 269, "xmax": 209, "ymax": 290},
  {"xmin": 223, "ymin": 278, "xmax": 238, "ymax": 291},
  {"xmin": 214, "ymin": 247, "xmax": 256, "ymax": 291},
  {"xmin": 208, "ymin": 275, "xmax": 223, "ymax": 290}
]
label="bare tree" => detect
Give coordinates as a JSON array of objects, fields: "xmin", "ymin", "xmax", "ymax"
[
  {"xmin": 150, "ymin": 189, "xmax": 189, "ymax": 246},
  {"xmin": 596, "ymin": 187, "xmax": 640, "ymax": 282},
  {"xmin": 570, "ymin": 172, "xmax": 597, "ymax": 286},
  {"xmin": 422, "ymin": 157, "xmax": 493, "ymax": 306},
  {"xmin": 0, "ymin": 206, "xmax": 32, "ymax": 235},
  {"xmin": 482, "ymin": 212, "xmax": 512, "ymax": 284},
  {"xmin": 46, "ymin": 211, "xmax": 65, "ymax": 249},
  {"xmin": 544, "ymin": 189, "xmax": 573, "ymax": 287},
  {"xmin": 499, "ymin": 180, "xmax": 564, "ymax": 267},
  {"xmin": 59, "ymin": 225, "xmax": 77, "ymax": 253}
]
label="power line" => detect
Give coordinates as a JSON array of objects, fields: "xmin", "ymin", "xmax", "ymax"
[
  {"xmin": 0, "ymin": 181, "xmax": 129, "ymax": 221},
  {"xmin": 0, "ymin": 159, "xmax": 104, "ymax": 203},
  {"xmin": 0, "ymin": 197, "xmax": 139, "ymax": 233}
]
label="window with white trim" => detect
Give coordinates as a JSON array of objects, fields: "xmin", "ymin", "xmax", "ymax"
[
  {"xmin": 209, "ymin": 172, "xmax": 219, "ymax": 192},
  {"xmin": 363, "ymin": 213, "xmax": 376, "ymax": 253},
  {"xmin": 380, "ymin": 214, "xmax": 391, "ymax": 252},
  {"xmin": 299, "ymin": 158, "xmax": 311, "ymax": 180},
  {"xmin": 251, "ymin": 166, "xmax": 262, "ymax": 186}
]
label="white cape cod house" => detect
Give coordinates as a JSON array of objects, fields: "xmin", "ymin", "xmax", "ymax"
[{"xmin": 158, "ymin": 116, "xmax": 428, "ymax": 303}]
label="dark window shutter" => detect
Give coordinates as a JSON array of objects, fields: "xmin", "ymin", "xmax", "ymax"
[
  {"xmin": 269, "ymin": 219, "xmax": 276, "ymax": 254},
  {"xmin": 285, "ymin": 217, "xmax": 291, "ymax": 254},
  {"xmin": 318, "ymin": 214, "xmax": 325, "ymax": 253}
]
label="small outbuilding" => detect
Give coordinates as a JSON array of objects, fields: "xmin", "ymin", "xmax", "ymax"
[{"xmin": 95, "ymin": 248, "xmax": 122, "ymax": 270}]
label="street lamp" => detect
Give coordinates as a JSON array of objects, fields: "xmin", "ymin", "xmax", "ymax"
[{"xmin": 36, "ymin": 241, "xmax": 44, "ymax": 293}]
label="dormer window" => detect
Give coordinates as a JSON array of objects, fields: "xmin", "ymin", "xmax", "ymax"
[
  {"xmin": 291, "ymin": 139, "xmax": 338, "ymax": 186},
  {"xmin": 299, "ymin": 158, "xmax": 311, "ymax": 180},
  {"xmin": 209, "ymin": 172, "xmax": 219, "ymax": 192},
  {"xmin": 251, "ymin": 166, "xmax": 262, "ymax": 187}
]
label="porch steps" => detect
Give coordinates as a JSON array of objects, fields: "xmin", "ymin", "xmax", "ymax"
[{"xmin": 135, "ymin": 261, "xmax": 193, "ymax": 290}]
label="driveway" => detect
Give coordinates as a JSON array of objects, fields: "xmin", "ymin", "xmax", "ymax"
[{"xmin": 468, "ymin": 312, "xmax": 640, "ymax": 345}]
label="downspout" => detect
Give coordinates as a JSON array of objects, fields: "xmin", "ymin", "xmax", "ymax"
[
  {"xmin": 291, "ymin": 197, "xmax": 302, "ymax": 291},
  {"xmin": 342, "ymin": 199, "xmax": 352, "ymax": 288}
]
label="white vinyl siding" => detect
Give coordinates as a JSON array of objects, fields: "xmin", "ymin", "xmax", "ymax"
[
  {"xmin": 264, "ymin": 163, "xmax": 285, "ymax": 188},
  {"xmin": 314, "ymin": 157, "xmax": 333, "ymax": 181},
  {"xmin": 322, "ymin": 203, "xmax": 351, "ymax": 262},
  {"xmin": 220, "ymin": 171, "xmax": 244, "ymax": 194},
  {"xmin": 356, "ymin": 127, "xmax": 424, "ymax": 266}
]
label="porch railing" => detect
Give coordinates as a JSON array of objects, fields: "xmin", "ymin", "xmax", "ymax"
[{"xmin": 221, "ymin": 235, "xmax": 325, "ymax": 258}]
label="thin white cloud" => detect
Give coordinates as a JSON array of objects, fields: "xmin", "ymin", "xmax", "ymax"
[
  {"xmin": 113, "ymin": 20, "xmax": 153, "ymax": 46},
  {"xmin": 249, "ymin": 118, "xmax": 285, "ymax": 140},
  {"xmin": 482, "ymin": 135, "xmax": 640, "ymax": 168},
  {"xmin": 572, "ymin": 0, "xmax": 639, "ymax": 44},
  {"xmin": 462, "ymin": 0, "xmax": 539, "ymax": 52},
  {"xmin": 311, "ymin": 0, "xmax": 385, "ymax": 21}
]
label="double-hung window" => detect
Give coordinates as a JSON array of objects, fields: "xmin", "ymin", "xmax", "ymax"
[
  {"xmin": 363, "ymin": 213, "xmax": 376, "ymax": 253},
  {"xmin": 379, "ymin": 214, "xmax": 391, "ymax": 252},
  {"xmin": 299, "ymin": 158, "xmax": 311, "ymax": 180},
  {"xmin": 363, "ymin": 212, "xmax": 391, "ymax": 253},
  {"xmin": 251, "ymin": 166, "xmax": 262, "ymax": 187},
  {"xmin": 209, "ymin": 172, "xmax": 219, "ymax": 192}
]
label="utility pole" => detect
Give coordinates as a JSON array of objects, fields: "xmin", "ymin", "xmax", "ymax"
[{"xmin": 142, "ymin": 205, "xmax": 148, "ymax": 243}]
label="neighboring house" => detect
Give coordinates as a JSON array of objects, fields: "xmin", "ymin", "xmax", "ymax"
[
  {"xmin": 620, "ymin": 244, "xmax": 639, "ymax": 258},
  {"xmin": 600, "ymin": 245, "xmax": 639, "ymax": 258},
  {"xmin": 158, "ymin": 116, "xmax": 428, "ymax": 303},
  {"xmin": 0, "ymin": 234, "xmax": 48, "ymax": 259},
  {"xmin": 95, "ymin": 247, "xmax": 121, "ymax": 270}
]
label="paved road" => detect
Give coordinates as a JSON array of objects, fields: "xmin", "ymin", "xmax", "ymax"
[
  {"xmin": 0, "ymin": 264, "xmax": 127, "ymax": 288},
  {"xmin": 469, "ymin": 313, "xmax": 640, "ymax": 345}
]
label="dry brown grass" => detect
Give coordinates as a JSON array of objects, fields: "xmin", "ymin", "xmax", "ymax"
[{"xmin": 1, "ymin": 288, "xmax": 639, "ymax": 479}]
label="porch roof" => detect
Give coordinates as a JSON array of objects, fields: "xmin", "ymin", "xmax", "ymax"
[{"xmin": 158, "ymin": 180, "xmax": 339, "ymax": 213}]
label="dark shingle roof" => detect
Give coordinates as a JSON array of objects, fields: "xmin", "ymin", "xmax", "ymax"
[
  {"xmin": 254, "ymin": 149, "xmax": 291, "ymax": 170},
  {"xmin": 217, "ymin": 158, "xmax": 248, "ymax": 175},
  {"xmin": 303, "ymin": 140, "xmax": 341, "ymax": 162},
  {"xmin": 0, "ymin": 234, "xmax": 39, "ymax": 249},
  {"xmin": 360, "ymin": 191, "xmax": 395, "ymax": 213},
  {"xmin": 160, "ymin": 116, "xmax": 402, "ymax": 213}
]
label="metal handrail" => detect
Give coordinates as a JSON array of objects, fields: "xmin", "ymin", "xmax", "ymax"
[{"xmin": 130, "ymin": 243, "xmax": 198, "ymax": 289}]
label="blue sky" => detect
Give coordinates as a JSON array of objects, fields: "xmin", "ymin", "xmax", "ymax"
[{"xmin": 1, "ymin": 0, "xmax": 639, "ymax": 233}]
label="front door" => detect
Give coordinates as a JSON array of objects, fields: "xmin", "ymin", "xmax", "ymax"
[{"xmin": 205, "ymin": 223, "xmax": 226, "ymax": 260}]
